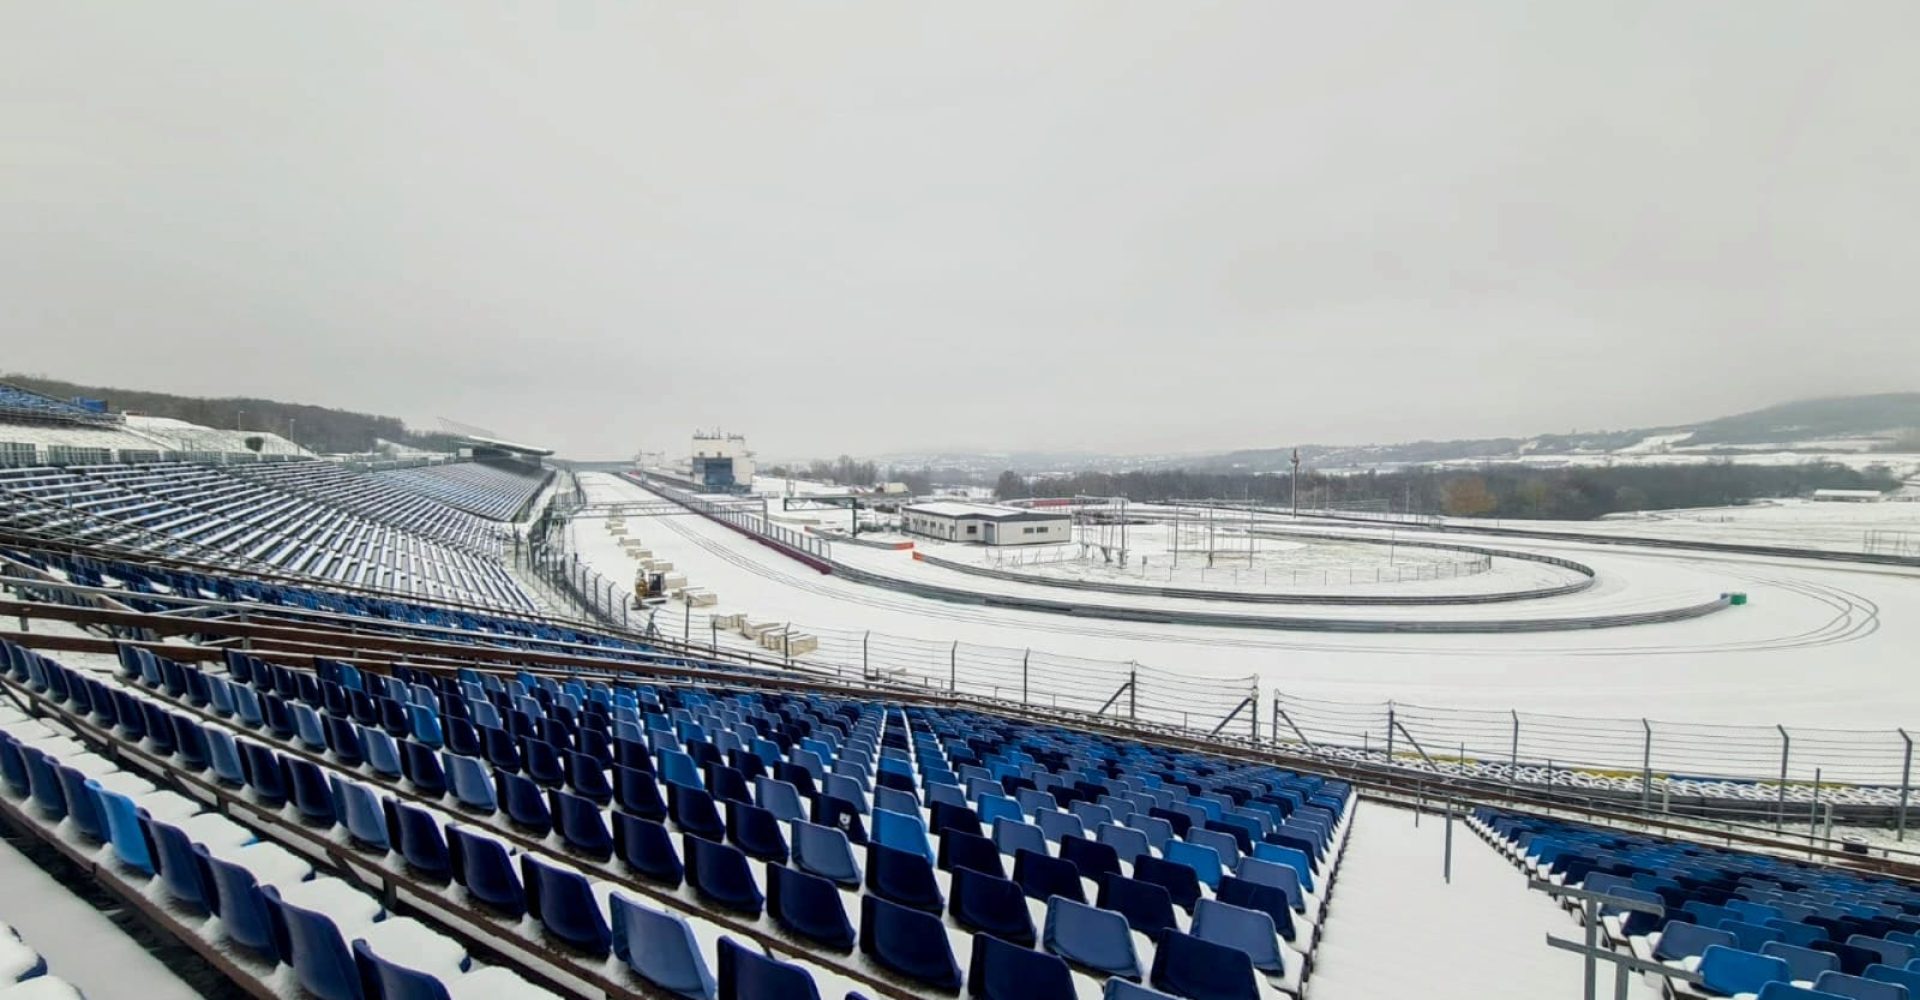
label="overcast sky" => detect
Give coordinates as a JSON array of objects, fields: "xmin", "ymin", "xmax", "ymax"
[{"xmin": 5, "ymin": 3, "xmax": 1917, "ymax": 460}]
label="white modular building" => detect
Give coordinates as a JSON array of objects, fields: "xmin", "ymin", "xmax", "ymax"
[{"xmin": 899, "ymin": 500, "xmax": 1072, "ymax": 545}]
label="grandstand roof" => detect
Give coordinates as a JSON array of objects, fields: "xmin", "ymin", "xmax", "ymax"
[{"xmin": 460, "ymin": 434, "xmax": 553, "ymax": 457}]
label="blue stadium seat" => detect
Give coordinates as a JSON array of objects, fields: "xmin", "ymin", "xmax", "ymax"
[
  {"xmin": 686, "ymin": 834, "xmax": 764, "ymax": 916},
  {"xmin": 192, "ymin": 844, "xmax": 284, "ymax": 958},
  {"xmin": 1163, "ymin": 840, "xmax": 1224, "ymax": 889},
  {"xmin": 239, "ymin": 741, "xmax": 288, "ymax": 807},
  {"xmin": 1698, "ymin": 946, "xmax": 1792, "ymax": 998},
  {"xmin": 351, "ymin": 939, "xmax": 460, "ymax": 1000},
  {"xmin": 725, "ymin": 802, "xmax": 788, "ymax": 863},
  {"xmin": 1150, "ymin": 930, "xmax": 1260, "ymax": 1000},
  {"xmin": 1813, "ymin": 971, "xmax": 1906, "ymax": 1000},
  {"xmin": 1103, "ymin": 980, "xmax": 1180, "ymax": 1000},
  {"xmin": 1215, "ymin": 877, "xmax": 1299, "ymax": 944},
  {"xmin": 494, "ymin": 770, "xmax": 553, "ymax": 835},
  {"xmin": 447, "ymin": 826, "xmax": 526, "ymax": 918},
  {"xmin": 1759, "ymin": 942, "xmax": 1838, "ymax": 984},
  {"xmin": 859, "ymin": 894, "xmax": 962, "ymax": 993},
  {"xmin": 141, "ymin": 812, "xmax": 220, "ymax": 913},
  {"xmin": 949, "ymin": 864, "xmax": 1036, "ymax": 946},
  {"xmin": 1036, "ymin": 809, "xmax": 1085, "ymax": 844},
  {"xmin": 521, "ymin": 854, "xmax": 612, "ymax": 957},
  {"xmin": 792, "ymin": 821, "xmax": 862, "ymax": 886},
  {"xmin": 1845, "ymin": 937, "xmax": 1915, "ymax": 970},
  {"xmin": 1060, "ymin": 834, "xmax": 1121, "ymax": 881},
  {"xmin": 1015, "ymin": 848, "xmax": 1088, "ymax": 904},
  {"xmin": 1133, "ymin": 854, "xmax": 1203, "ymax": 913},
  {"xmin": 387, "ymin": 799, "xmax": 451, "ymax": 881},
  {"xmin": 613, "ymin": 813, "xmax": 683, "ymax": 887},
  {"xmin": 1250, "ymin": 843, "xmax": 1314, "ymax": 893},
  {"xmin": 610, "ymin": 893, "xmax": 717, "ymax": 1000},
  {"xmin": 260, "ymin": 885, "xmax": 370, "ymax": 1000},
  {"xmin": 767, "ymin": 863, "xmax": 856, "ymax": 952},
  {"xmin": 669, "ymin": 782, "xmax": 726, "ymax": 841},
  {"xmin": 551, "ymin": 788, "xmax": 615, "ymax": 860},
  {"xmin": 52, "ymin": 764, "xmax": 106, "ymax": 843},
  {"xmin": 567, "ymin": 751, "xmax": 614, "ymax": 806},
  {"xmin": 717, "ymin": 936, "xmax": 821, "ymax": 1000},
  {"xmin": 929, "ymin": 801, "xmax": 983, "ymax": 839},
  {"xmin": 1192, "ymin": 898, "xmax": 1286, "ymax": 975},
  {"xmin": 1100, "ymin": 874, "xmax": 1178, "ymax": 940},
  {"xmin": 938, "ymin": 830, "xmax": 1007, "ymax": 880},
  {"xmin": 616, "ymin": 766, "xmax": 667, "ymax": 820},
  {"xmin": 994, "ymin": 819, "xmax": 1048, "ymax": 860},
  {"xmin": 442, "ymin": 753, "xmax": 495, "ymax": 811},
  {"xmin": 1044, "ymin": 897, "xmax": 1142, "ymax": 979},
  {"xmin": 1657, "ymin": 922, "xmax": 1740, "ymax": 963},
  {"xmin": 1863, "ymin": 965, "xmax": 1920, "ymax": 997},
  {"xmin": 872, "ymin": 808, "xmax": 933, "ymax": 863},
  {"xmin": 331, "ymin": 777, "xmax": 391, "ymax": 851},
  {"xmin": 752, "ymin": 777, "xmax": 805, "ymax": 823},
  {"xmin": 867, "ymin": 841, "xmax": 945, "ymax": 913},
  {"xmin": 968, "ymin": 932, "xmax": 1075, "ymax": 1000}
]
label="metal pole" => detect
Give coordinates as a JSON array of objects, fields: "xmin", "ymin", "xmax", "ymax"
[
  {"xmin": 863, "ymin": 631, "xmax": 871, "ymax": 681},
  {"xmin": 1444, "ymin": 798, "xmax": 1454, "ymax": 883},
  {"xmin": 1128, "ymin": 665, "xmax": 1137, "ymax": 720},
  {"xmin": 1022, "ymin": 649, "xmax": 1029, "ymax": 706},
  {"xmin": 1901, "ymin": 729, "xmax": 1913, "ymax": 842},
  {"xmin": 1386, "ymin": 703, "xmax": 1396, "ymax": 763},
  {"xmin": 949, "ymin": 641, "xmax": 957, "ymax": 694},
  {"xmin": 1776, "ymin": 725, "xmax": 1790, "ymax": 834},
  {"xmin": 1809, "ymin": 767, "xmax": 1822, "ymax": 852},
  {"xmin": 1582, "ymin": 898, "xmax": 1600, "ymax": 1000},
  {"xmin": 1641, "ymin": 719, "xmax": 1653, "ymax": 816},
  {"xmin": 683, "ymin": 600, "xmax": 690, "ymax": 641},
  {"xmin": 1510, "ymin": 710, "xmax": 1520, "ymax": 791}
]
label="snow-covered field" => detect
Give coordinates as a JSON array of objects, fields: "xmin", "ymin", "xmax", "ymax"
[
  {"xmin": 1448, "ymin": 496, "xmax": 1920, "ymax": 555},
  {"xmin": 579, "ymin": 473, "xmax": 1920, "ymax": 736}
]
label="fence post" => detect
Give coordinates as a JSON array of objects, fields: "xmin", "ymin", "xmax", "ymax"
[
  {"xmin": 1386, "ymin": 702, "xmax": 1396, "ymax": 763},
  {"xmin": 1128, "ymin": 664, "xmax": 1137, "ymax": 720},
  {"xmin": 1510, "ymin": 710, "xmax": 1520, "ymax": 792},
  {"xmin": 1022, "ymin": 649, "xmax": 1029, "ymax": 706},
  {"xmin": 1901, "ymin": 729, "xmax": 1913, "ymax": 842},
  {"xmin": 1809, "ymin": 768, "xmax": 1822, "ymax": 853},
  {"xmin": 950, "ymin": 641, "xmax": 957, "ymax": 694},
  {"xmin": 1776, "ymin": 725, "xmax": 1791, "ymax": 834},
  {"xmin": 1250, "ymin": 683, "xmax": 1259, "ymax": 741},
  {"xmin": 862, "ymin": 631, "xmax": 871, "ymax": 681},
  {"xmin": 784, "ymin": 624, "xmax": 792, "ymax": 667},
  {"xmin": 1641, "ymin": 719, "xmax": 1653, "ymax": 816},
  {"xmin": 683, "ymin": 600, "xmax": 690, "ymax": 640}
]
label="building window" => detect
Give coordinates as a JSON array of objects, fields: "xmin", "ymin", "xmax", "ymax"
[{"xmin": 965, "ymin": 525, "xmax": 977, "ymax": 535}]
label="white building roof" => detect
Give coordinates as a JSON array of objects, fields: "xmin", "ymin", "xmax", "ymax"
[
  {"xmin": 902, "ymin": 500, "xmax": 1070, "ymax": 521},
  {"xmin": 1812, "ymin": 488, "xmax": 1885, "ymax": 499}
]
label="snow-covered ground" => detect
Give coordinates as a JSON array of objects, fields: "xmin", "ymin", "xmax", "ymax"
[
  {"xmin": 1310, "ymin": 802, "xmax": 1656, "ymax": 1000},
  {"xmin": 1449, "ymin": 496, "xmax": 1920, "ymax": 555},
  {"xmin": 577, "ymin": 473, "xmax": 1920, "ymax": 734},
  {"xmin": 0, "ymin": 838, "xmax": 201, "ymax": 1000}
]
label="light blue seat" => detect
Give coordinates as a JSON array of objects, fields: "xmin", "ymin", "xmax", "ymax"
[
  {"xmin": 330, "ymin": 776, "xmax": 391, "ymax": 851},
  {"xmin": 1163, "ymin": 839, "xmax": 1224, "ymax": 889},
  {"xmin": 753, "ymin": 777, "xmax": 805, "ymax": 823},
  {"xmin": 978, "ymin": 795, "xmax": 1023, "ymax": 829},
  {"xmin": 363, "ymin": 728, "xmax": 403, "ymax": 778},
  {"xmin": 1035, "ymin": 809, "xmax": 1085, "ymax": 844},
  {"xmin": 1192, "ymin": 898, "xmax": 1286, "ymax": 974},
  {"xmin": 444, "ymin": 753, "xmax": 498, "ymax": 812},
  {"xmin": 291, "ymin": 703, "xmax": 329, "ymax": 751},
  {"xmin": 1044, "ymin": 896, "xmax": 1142, "ymax": 979},
  {"xmin": 792, "ymin": 820, "xmax": 862, "ymax": 887},
  {"xmin": 872, "ymin": 808, "xmax": 932, "ymax": 863},
  {"xmin": 1251, "ymin": 842, "xmax": 1315, "ymax": 892},
  {"xmin": 995, "ymin": 819, "xmax": 1049, "ymax": 859},
  {"xmin": 205, "ymin": 727, "xmax": 247, "ymax": 786},
  {"xmin": 1698, "ymin": 946, "xmax": 1792, "ymax": 998}
]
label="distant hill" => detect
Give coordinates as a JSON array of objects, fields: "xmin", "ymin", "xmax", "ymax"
[
  {"xmin": 1165, "ymin": 393, "xmax": 1920, "ymax": 473},
  {"xmin": 1, "ymin": 373, "xmax": 462, "ymax": 455}
]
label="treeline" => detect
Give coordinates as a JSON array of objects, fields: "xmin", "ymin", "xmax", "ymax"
[
  {"xmin": 764, "ymin": 456, "xmax": 935, "ymax": 494},
  {"xmin": 993, "ymin": 461, "xmax": 1900, "ymax": 520},
  {"xmin": 2, "ymin": 373, "xmax": 462, "ymax": 455}
]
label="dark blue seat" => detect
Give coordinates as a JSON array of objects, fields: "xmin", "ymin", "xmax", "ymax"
[
  {"xmin": 193, "ymin": 844, "xmax": 280, "ymax": 958},
  {"xmin": 726, "ymin": 802, "xmax": 788, "ymax": 863},
  {"xmin": 613, "ymin": 812, "xmax": 684, "ymax": 887},
  {"xmin": 1045, "ymin": 896, "xmax": 1142, "ymax": 979},
  {"xmin": 523, "ymin": 737, "xmax": 565, "ymax": 788},
  {"xmin": 616, "ymin": 766, "xmax": 668, "ymax": 820},
  {"xmin": 443, "ymin": 717, "xmax": 481, "ymax": 758},
  {"xmin": 170, "ymin": 715, "xmax": 210, "ymax": 772},
  {"xmin": 322, "ymin": 714, "xmax": 363, "ymax": 768},
  {"xmin": 495, "ymin": 770, "xmax": 553, "ymax": 836},
  {"xmin": 20, "ymin": 746, "xmax": 66, "ymax": 819},
  {"xmin": 1100, "ymin": 874, "xmax": 1179, "ymax": 940},
  {"xmin": 685, "ymin": 835, "xmax": 764, "ymax": 916},
  {"xmin": 54, "ymin": 763, "xmax": 107, "ymax": 842},
  {"xmin": 333, "ymin": 776, "xmax": 391, "ymax": 851},
  {"xmin": 1151, "ymin": 929, "xmax": 1260, "ymax": 1000},
  {"xmin": 1059, "ymin": 835, "xmax": 1121, "ymax": 882},
  {"xmin": 860, "ymin": 894, "xmax": 962, "ymax": 993},
  {"xmin": 448, "ymin": 825, "xmax": 525, "ymax": 918},
  {"xmin": 1015, "ymin": 849, "xmax": 1088, "ymax": 904},
  {"xmin": 1215, "ymin": 876, "xmax": 1299, "ymax": 944},
  {"xmin": 1863, "ymin": 965, "xmax": 1920, "ymax": 997},
  {"xmin": 969, "ymin": 932, "xmax": 1075, "ymax": 1000},
  {"xmin": 767, "ymin": 863, "xmax": 856, "ymax": 952},
  {"xmin": 483, "ymin": 725, "xmax": 523, "ymax": 772},
  {"xmin": 718, "ymin": 936, "xmax": 821, "ymax": 1000},
  {"xmin": 810, "ymin": 794, "xmax": 868, "ymax": 846},
  {"xmin": 930, "ymin": 801, "xmax": 983, "ymax": 839},
  {"xmin": 669, "ymin": 782, "xmax": 726, "ymax": 840},
  {"xmin": 706, "ymin": 764, "xmax": 751, "ymax": 806},
  {"xmin": 938, "ymin": 830, "xmax": 1007, "ymax": 880},
  {"xmin": 567, "ymin": 751, "xmax": 613, "ymax": 806},
  {"xmin": 1698, "ymin": 946, "xmax": 1792, "ymax": 998},
  {"xmin": 386, "ymin": 799, "xmax": 451, "ymax": 881},
  {"xmin": 285, "ymin": 756, "xmax": 337, "ymax": 826},
  {"xmin": 1719, "ymin": 919, "xmax": 1785, "ymax": 954},
  {"xmin": 949, "ymin": 864, "xmax": 1036, "ymax": 946},
  {"xmin": 867, "ymin": 841, "xmax": 944, "ymax": 914},
  {"xmin": 1133, "ymin": 855, "xmax": 1202, "ymax": 913},
  {"xmin": 551, "ymin": 788, "xmax": 615, "ymax": 861},
  {"xmin": 141, "ymin": 812, "xmax": 219, "ymax": 913},
  {"xmin": 610, "ymin": 893, "xmax": 717, "ymax": 1000},
  {"xmin": 352, "ymin": 939, "xmax": 459, "ymax": 1000},
  {"xmin": 401, "ymin": 740, "xmax": 448, "ymax": 798},
  {"xmin": 522, "ymin": 854, "xmax": 612, "ymax": 957},
  {"xmin": 260, "ymin": 886, "xmax": 365, "ymax": 1000},
  {"xmin": 443, "ymin": 753, "xmax": 494, "ymax": 811}
]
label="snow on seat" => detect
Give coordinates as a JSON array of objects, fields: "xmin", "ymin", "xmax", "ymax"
[
  {"xmin": 0, "ymin": 926, "xmax": 44, "ymax": 984},
  {"xmin": 0, "ymin": 978, "xmax": 82, "ymax": 1000}
]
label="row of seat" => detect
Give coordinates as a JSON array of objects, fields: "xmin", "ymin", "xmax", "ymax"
[
  {"xmin": 1475, "ymin": 808, "xmax": 1920, "ymax": 1000},
  {"xmin": 232, "ymin": 460, "xmax": 506, "ymax": 553},
  {"xmin": 0, "ymin": 463, "xmax": 529, "ymax": 612},
  {"xmin": 373, "ymin": 462, "xmax": 552, "ymax": 522},
  {"xmin": 7, "ymin": 631, "xmax": 1355, "ymax": 1000}
]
